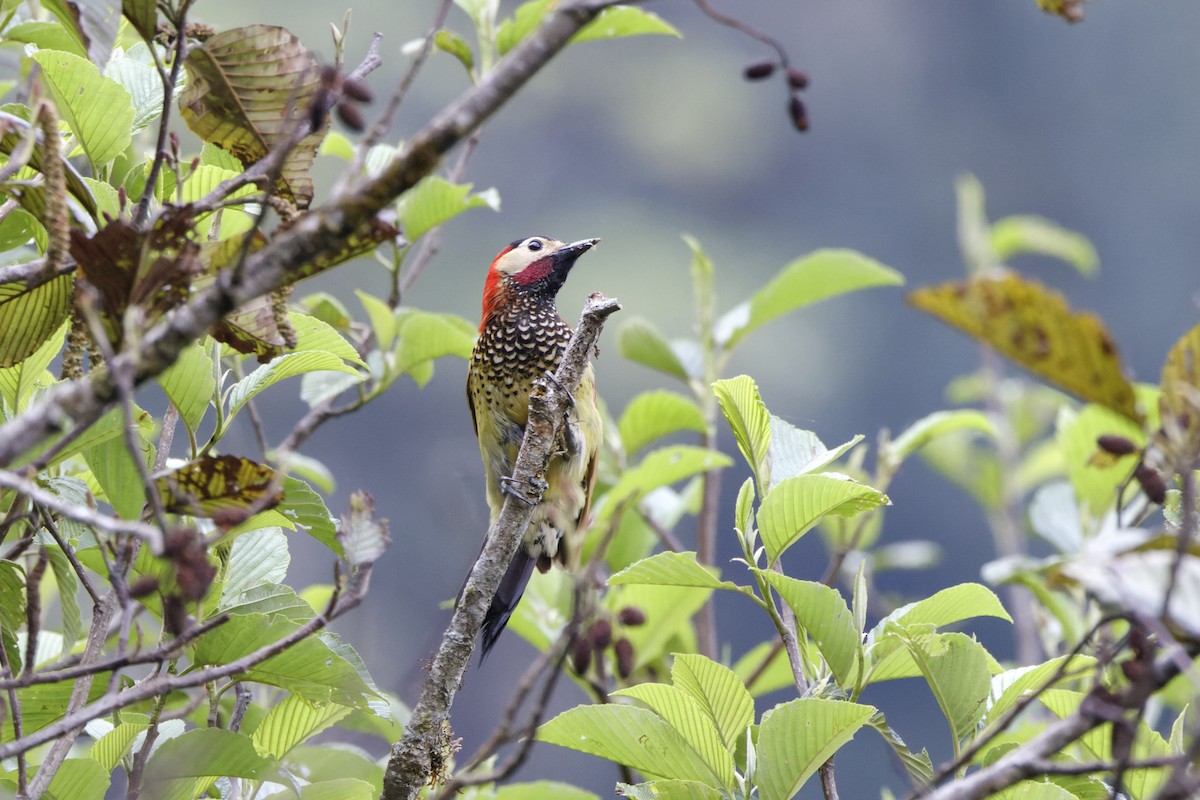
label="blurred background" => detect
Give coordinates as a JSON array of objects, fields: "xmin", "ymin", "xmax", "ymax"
[{"xmin": 202, "ymin": 0, "xmax": 1200, "ymax": 796}]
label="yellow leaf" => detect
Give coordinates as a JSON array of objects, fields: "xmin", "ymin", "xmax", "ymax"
[{"xmin": 909, "ymin": 273, "xmax": 1141, "ymax": 423}]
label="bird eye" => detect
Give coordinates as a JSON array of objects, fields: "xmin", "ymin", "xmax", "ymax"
[{"xmin": 527, "ymin": 240, "xmax": 543, "ymax": 252}]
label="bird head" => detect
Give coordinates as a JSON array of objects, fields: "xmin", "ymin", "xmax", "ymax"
[{"xmin": 480, "ymin": 236, "xmax": 599, "ymax": 327}]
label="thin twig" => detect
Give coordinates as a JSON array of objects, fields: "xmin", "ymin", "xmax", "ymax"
[
  {"xmin": 133, "ymin": 0, "xmax": 194, "ymax": 228},
  {"xmin": 0, "ymin": 634, "xmax": 26, "ymax": 795},
  {"xmin": 40, "ymin": 508, "xmax": 102, "ymax": 605},
  {"xmin": 346, "ymin": 0, "xmax": 453, "ymax": 181}
]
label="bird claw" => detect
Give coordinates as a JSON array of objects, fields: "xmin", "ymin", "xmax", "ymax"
[
  {"xmin": 542, "ymin": 370, "xmax": 575, "ymax": 408},
  {"xmin": 500, "ymin": 473, "xmax": 547, "ymax": 506}
]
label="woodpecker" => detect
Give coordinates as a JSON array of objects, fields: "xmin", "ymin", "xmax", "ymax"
[{"xmin": 466, "ymin": 235, "xmax": 602, "ymax": 659}]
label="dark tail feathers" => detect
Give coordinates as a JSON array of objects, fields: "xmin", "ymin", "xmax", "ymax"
[{"xmin": 479, "ymin": 549, "xmax": 536, "ymax": 662}]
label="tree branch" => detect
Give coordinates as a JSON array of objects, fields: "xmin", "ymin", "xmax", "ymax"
[{"xmin": 380, "ymin": 293, "xmax": 621, "ymax": 800}]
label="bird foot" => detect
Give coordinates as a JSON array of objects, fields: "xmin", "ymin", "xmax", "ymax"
[
  {"xmin": 542, "ymin": 370, "xmax": 575, "ymax": 408},
  {"xmin": 500, "ymin": 473, "xmax": 548, "ymax": 506}
]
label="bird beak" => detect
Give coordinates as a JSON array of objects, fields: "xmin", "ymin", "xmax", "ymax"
[{"xmin": 555, "ymin": 238, "xmax": 600, "ymax": 260}]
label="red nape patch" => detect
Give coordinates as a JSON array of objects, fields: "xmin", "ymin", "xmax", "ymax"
[{"xmin": 512, "ymin": 257, "xmax": 553, "ymax": 286}]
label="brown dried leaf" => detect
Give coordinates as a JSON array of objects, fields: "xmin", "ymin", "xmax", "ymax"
[
  {"xmin": 909, "ymin": 273, "xmax": 1141, "ymax": 423},
  {"xmin": 179, "ymin": 25, "xmax": 326, "ymax": 208},
  {"xmin": 70, "ymin": 207, "xmax": 201, "ymax": 346}
]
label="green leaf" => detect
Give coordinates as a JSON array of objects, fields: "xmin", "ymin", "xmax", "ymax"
[
  {"xmin": 32, "ymin": 49, "xmax": 133, "ymax": 167},
  {"xmin": 886, "ymin": 583, "xmax": 1013, "ymax": 630},
  {"xmin": 193, "ymin": 614, "xmax": 377, "ymax": 709},
  {"xmin": 46, "ymin": 757, "xmax": 110, "ymax": 800},
  {"xmin": 397, "ymin": 176, "xmax": 499, "ymax": 242},
  {"xmin": 83, "ymin": 412, "xmax": 154, "ymax": 519},
  {"xmin": 608, "ymin": 583, "xmax": 713, "ymax": 672},
  {"xmin": 433, "ymin": 29, "xmax": 474, "ymax": 73},
  {"xmin": 44, "ymin": 545, "xmax": 83, "ymax": 647},
  {"xmin": 0, "ymin": 273, "xmax": 73, "ymax": 368},
  {"xmin": 219, "ymin": 582, "xmax": 314, "ymax": 622},
  {"xmin": 865, "ymin": 584, "xmax": 1010, "ymax": 685},
  {"xmin": 734, "ymin": 477, "xmax": 755, "ymax": 542},
  {"xmin": 0, "ymin": 560, "xmax": 27, "ymax": 632},
  {"xmin": 717, "ymin": 250, "xmax": 904, "ymax": 349},
  {"xmin": 142, "ymin": 728, "xmax": 281, "ymax": 791},
  {"xmin": 884, "ymin": 409, "xmax": 997, "ymax": 467},
  {"xmin": 226, "ymin": 351, "xmax": 359, "ymax": 423},
  {"xmin": 618, "ymin": 390, "xmax": 707, "ymax": 457},
  {"xmin": 609, "ymin": 551, "xmax": 740, "ymax": 592},
  {"xmin": 123, "ymin": 0, "xmax": 159, "ymax": 45},
  {"xmin": 0, "ymin": 318, "xmax": 66, "ymax": 412},
  {"xmin": 985, "ymin": 654, "xmax": 1097, "ymax": 725},
  {"xmin": 278, "ymin": 477, "xmax": 342, "ymax": 555},
  {"xmin": 43, "ymin": 0, "xmax": 117, "ymax": 64},
  {"xmin": 617, "ymin": 781, "xmax": 724, "ymax": 800},
  {"xmin": 496, "ymin": 0, "xmax": 553, "ymax": 55},
  {"xmin": 614, "ymin": 683, "xmax": 735, "ymax": 788},
  {"xmin": 392, "ymin": 309, "xmax": 477, "ymax": 378},
  {"xmin": 104, "ymin": 45, "xmax": 168, "ymax": 134},
  {"xmin": 572, "ymin": 6, "xmax": 682, "ymax": 44},
  {"xmin": 670, "ymin": 653, "xmax": 755, "ymax": 754},
  {"xmin": 221, "ymin": 527, "xmax": 290, "ymax": 603},
  {"xmin": 766, "ymin": 415, "xmax": 863, "ymax": 490},
  {"xmin": 157, "ymin": 341, "xmax": 215, "ymax": 435},
  {"xmin": 1055, "ymin": 403, "xmax": 1143, "ymax": 521},
  {"xmin": 990, "ymin": 214, "xmax": 1098, "ymax": 276},
  {"xmin": 595, "ymin": 446, "xmax": 730, "ymax": 527},
  {"xmin": 253, "ymin": 693, "xmax": 351, "ymax": 759},
  {"xmin": 88, "ymin": 718, "xmax": 150, "ymax": 771},
  {"xmin": 756, "ymin": 698, "xmax": 876, "ymax": 800},
  {"xmin": 864, "ymin": 712, "xmax": 933, "ymax": 786},
  {"xmin": 538, "ymin": 704, "xmax": 725, "ymax": 784},
  {"xmin": 357, "ymin": 290, "xmax": 397, "ymax": 352},
  {"xmin": 289, "ymin": 312, "xmax": 366, "ymax": 365},
  {"xmin": 904, "ymin": 632, "xmax": 993, "ymax": 743},
  {"xmin": 757, "ymin": 571, "xmax": 860, "ymax": 686},
  {"xmin": 757, "ymin": 473, "xmax": 889, "ymax": 563},
  {"xmin": 618, "ymin": 317, "xmax": 690, "ymax": 382},
  {"xmin": 712, "ymin": 375, "xmax": 771, "ymax": 487}
]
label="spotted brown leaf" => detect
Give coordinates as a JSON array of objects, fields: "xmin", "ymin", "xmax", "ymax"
[
  {"xmin": 909, "ymin": 273, "xmax": 1141, "ymax": 423},
  {"xmin": 156, "ymin": 455, "xmax": 281, "ymax": 520}
]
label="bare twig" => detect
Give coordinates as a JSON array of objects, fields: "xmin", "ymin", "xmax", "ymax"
[
  {"xmin": 0, "ymin": 634, "xmax": 26, "ymax": 795},
  {"xmin": 133, "ymin": 0, "xmax": 194, "ymax": 228},
  {"xmin": 381, "ymin": 293, "xmax": 620, "ymax": 800},
  {"xmin": 40, "ymin": 508, "xmax": 102, "ymax": 605}
]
